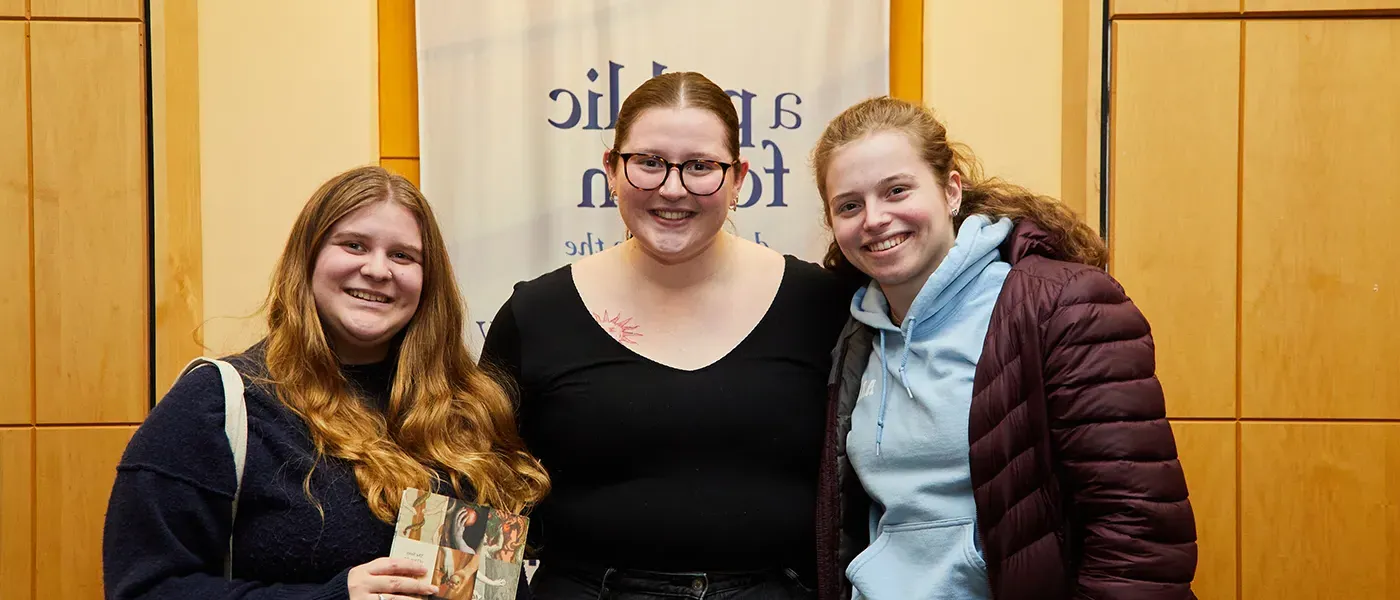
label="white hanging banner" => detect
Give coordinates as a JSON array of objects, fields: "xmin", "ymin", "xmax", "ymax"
[{"xmin": 416, "ymin": 1, "xmax": 890, "ymax": 351}]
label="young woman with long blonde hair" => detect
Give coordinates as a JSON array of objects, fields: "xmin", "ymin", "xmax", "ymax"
[{"xmin": 103, "ymin": 166, "xmax": 549, "ymax": 600}]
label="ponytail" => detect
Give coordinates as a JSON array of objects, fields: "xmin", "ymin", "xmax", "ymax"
[{"xmin": 950, "ymin": 144, "xmax": 1106, "ymax": 268}]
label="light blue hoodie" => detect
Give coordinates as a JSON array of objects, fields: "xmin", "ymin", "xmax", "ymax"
[{"xmin": 845, "ymin": 214, "xmax": 1013, "ymax": 600}]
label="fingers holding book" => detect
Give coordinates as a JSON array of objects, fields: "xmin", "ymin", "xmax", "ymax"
[{"xmin": 347, "ymin": 556, "xmax": 440, "ymax": 599}]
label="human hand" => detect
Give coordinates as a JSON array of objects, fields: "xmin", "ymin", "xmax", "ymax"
[{"xmin": 346, "ymin": 557, "xmax": 438, "ymax": 599}]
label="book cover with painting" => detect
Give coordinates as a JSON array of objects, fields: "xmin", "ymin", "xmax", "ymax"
[{"xmin": 388, "ymin": 487, "xmax": 530, "ymax": 600}]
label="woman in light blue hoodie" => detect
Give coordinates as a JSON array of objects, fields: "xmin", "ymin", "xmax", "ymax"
[{"xmin": 806, "ymin": 97, "xmax": 1197, "ymax": 600}]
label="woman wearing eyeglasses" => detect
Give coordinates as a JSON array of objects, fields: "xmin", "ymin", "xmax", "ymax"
[{"xmin": 478, "ymin": 71, "xmax": 856, "ymax": 599}]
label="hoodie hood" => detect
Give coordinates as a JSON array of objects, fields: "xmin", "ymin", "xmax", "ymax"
[
  {"xmin": 851, "ymin": 214, "xmax": 1015, "ymax": 333},
  {"xmin": 848, "ymin": 214, "xmax": 1014, "ymax": 455}
]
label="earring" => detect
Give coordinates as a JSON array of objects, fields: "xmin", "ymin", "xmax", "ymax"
[{"xmin": 950, "ymin": 206, "xmax": 960, "ymax": 216}]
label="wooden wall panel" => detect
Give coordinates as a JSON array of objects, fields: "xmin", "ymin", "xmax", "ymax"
[
  {"xmin": 34, "ymin": 427, "xmax": 135, "ymax": 599},
  {"xmin": 0, "ymin": 428, "xmax": 33, "ymax": 600},
  {"xmin": 1240, "ymin": 19, "xmax": 1400, "ymax": 419},
  {"xmin": 381, "ymin": 157, "xmax": 420, "ymax": 188},
  {"xmin": 1113, "ymin": 0, "xmax": 1240, "ymax": 14},
  {"xmin": 1110, "ymin": 20, "xmax": 1239, "ymax": 418},
  {"xmin": 924, "ymin": 1, "xmax": 1065, "ymax": 204},
  {"xmin": 31, "ymin": 22, "xmax": 148, "ymax": 424},
  {"xmin": 1245, "ymin": 0, "xmax": 1400, "ymax": 12},
  {"xmin": 1061, "ymin": 0, "xmax": 1092, "ymax": 221},
  {"xmin": 1171, "ymin": 421, "xmax": 1237, "ymax": 600},
  {"xmin": 890, "ymin": 0, "xmax": 923, "ymax": 104},
  {"xmin": 152, "ymin": 0, "xmax": 204, "ymax": 398},
  {"xmin": 1240, "ymin": 423, "xmax": 1400, "ymax": 599},
  {"xmin": 377, "ymin": 0, "xmax": 419, "ymax": 159},
  {"xmin": 0, "ymin": 22, "xmax": 30, "ymax": 425},
  {"xmin": 30, "ymin": 0, "xmax": 141, "ymax": 19},
  {"xmin": 0, "ymin": 0, "xmax": 23, "ymax": 18}
]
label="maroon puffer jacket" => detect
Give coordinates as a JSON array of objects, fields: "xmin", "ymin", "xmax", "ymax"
[{"xmin": 815, "ymin": 220, "xmax": 1198, "ymax": 600}]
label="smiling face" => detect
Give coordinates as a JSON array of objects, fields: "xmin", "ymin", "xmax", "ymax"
[
  {"xmin": 310, "ymin": 200, "xmax": 424, "ymax": 364},
  {"xmin": 605, "ymin": 106, "xmax": 748, "ymax": 264},
  {"xmin": 825, "ymin": 130, "xmax": 962, "ymax": 303}
]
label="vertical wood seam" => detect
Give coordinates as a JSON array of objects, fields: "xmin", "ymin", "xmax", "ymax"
[
  {"xmin": 1234, "ymin": 18, "xmax": 1245, "ymax": 600},
  {"xmin": 1107, "ymin": 19, "xmax": 1118, "ymax": 268},
  {"xmin": 143, "ymin": 0, "xmax": 153, "ymax": 412},
  {"xmin": 23, "ymin": 14, "xmax": 34, "ymax": 600},
  {"xmin": 22, "ymin": 12, "xmax": 31, "ymax": 430}
]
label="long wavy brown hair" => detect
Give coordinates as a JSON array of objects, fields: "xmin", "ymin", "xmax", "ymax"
[
  {"xmin": 259, "ymin": 165, "xmax": 549, "ymax": 521},
  {"xmin": 811, "ymin": 96, "xmax": 1106, "ymax": 279}
]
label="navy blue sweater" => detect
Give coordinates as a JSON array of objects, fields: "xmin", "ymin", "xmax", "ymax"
[{"xmin": 102, "ymin": 347, "xmax": 531, "ymax": 600}]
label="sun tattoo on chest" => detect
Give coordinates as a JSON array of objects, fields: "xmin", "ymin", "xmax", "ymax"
[{"xmin": 593, "ymin": 310, "xmax": 643, "ymax": 344}]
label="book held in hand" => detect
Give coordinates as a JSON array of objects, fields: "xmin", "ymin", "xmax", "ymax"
[{"xmin": 388, "ymin": 487, "xmax": 530, "ymax": 600}]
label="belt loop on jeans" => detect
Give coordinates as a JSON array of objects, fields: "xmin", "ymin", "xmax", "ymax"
[{"xmin": 596, "ymin": 567, "xmax": 615, "ymax": 600}]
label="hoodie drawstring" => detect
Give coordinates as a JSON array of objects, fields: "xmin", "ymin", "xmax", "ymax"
[
  {"xmin": 899, "ymin": 326, "xmax": 913, "ymax": 393},
  {"xmin": 875, "ymin": 320, "xmax": 918, "ymax": 458},
  {"xmin": 876, "ymin": 330, "xmax": 889, "ymax": 456}
]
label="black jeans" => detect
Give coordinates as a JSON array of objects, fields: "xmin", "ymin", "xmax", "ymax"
[{"xmin": 530, "ymin": 560, "xmax": 817, "ymax": 600}]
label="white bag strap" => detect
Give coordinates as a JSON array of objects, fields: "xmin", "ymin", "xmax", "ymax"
[{"xmin": 178, "ymin": 357, "xmax": 248, "ymax": 580}]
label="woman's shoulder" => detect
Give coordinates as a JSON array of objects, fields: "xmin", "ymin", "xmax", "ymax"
[
  {"xmin": 147, "ymin": 347, "xmax": 269, "ymax": 434},
  {"xmin": 1000, "ymin": 257, "xmax": 1151, "ymax": 351},
  {"xmin": 117, "ymin": 349, "xmax": 269, "ymax": 494},
  {"xmin": 1007, "ymin": 256, "xmax": 1130, "ymax": 309},
  {"xmin": 779, "ymin": 253, "xmax": 864, "ymax": 301},
  {"xmin": 501, "ymin": 262, "xmax": 577, "ymax": 312},
  {"xmin": 763, "ymin": 254, "xmax": 859, "ymax": 343}
]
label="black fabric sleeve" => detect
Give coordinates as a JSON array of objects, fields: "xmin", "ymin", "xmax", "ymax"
[
  {"xmin": 479, "ymin": 291, "xmax": 524, "ymax": 403},
  {"xmin": 103, "ymin": 470, "xmax": 351, "ymax": 600},
  {"xmin": 101, "ymin": 366, "xmax": 351, "ymax": 600},
  {"xmin": 478, "ymin": 288, "xmax": 546, "ymax": 562}
]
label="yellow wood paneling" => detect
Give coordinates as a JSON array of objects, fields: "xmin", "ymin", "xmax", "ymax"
[
  {"xmin": 153, "ymin": 0, "xmax": 203, "ymax": 398},
  {"xmin": 0, "ymin": 23, "xmax": 30, "ymax": 425},
  {"xmin": 1246, "ymin": 0, "xmax": 1400, "ymax": 11},
  {"xmin": 1112, "ymin": 0, "xmax": 1241, "ymax": 14},
  {"xmin": 0, "ymin": 428, "xmax": 33, "ymax": 600},
  {"xmin": 1110, "ymin": 20, "xmax": 1240, "ymax": 418},
  {"xmin": 34, "ymin": 427, "xmax": 136, "ymax": 599},
  {"xmin": 1240, "ymin": 20, "xmax": 1400, "ymax": 419},
  {"xmin": 381, "ymin": 157, "xmax": 420, "ymax": 189},
  {"xmin": 30, "ymin": 0, "xmax": 141, "ymax": 19},
  {"xmin": 1081, "ymin": 0, "xmax": 1105, "ymax": 235},
  {"xmin": 0, "ymin": 0, "xmax": 24, "ymax": 18},
  {"xmin": 1240, "ymin": 423, "xmax": 1400, "ymax": 599},
  {"xmin": 924, "ymin": 1, "xmax": 1065, "ymax": 203},
  {"xmin": 890, "ymin": 0, "xmax": 923, "ymax": 103},
  {"xmin": 31, "ymin": 22, "xmax": 148, "ymax": 424},
  {"xmin": 378, "ymin": 0, "xmax": 419, "ymax": 158},
  {"xmin": 1060, "ymin": 0, "xmax": 1091, "ymax": 221},
  {"xmin": 1171, "ymin": 421, "xmax": 1237, "ymax": 600}
]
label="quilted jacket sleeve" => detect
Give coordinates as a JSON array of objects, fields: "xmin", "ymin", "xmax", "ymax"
[{"xmin": 1041, "ymin": 267, "xmax": 1198, "ymax": 600}]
